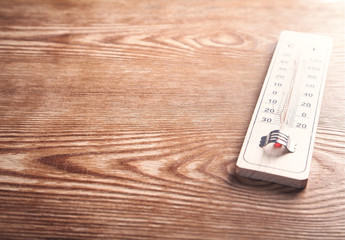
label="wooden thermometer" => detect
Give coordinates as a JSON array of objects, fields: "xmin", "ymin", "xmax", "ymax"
[{"xmin": 236, "ymin": 31, "xmax": 333, "ymax": 188}]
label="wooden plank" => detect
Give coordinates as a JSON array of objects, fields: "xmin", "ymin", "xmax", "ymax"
[{"xmin": 0, "ymin": 0, "xmax": 344, "ymax": 239}]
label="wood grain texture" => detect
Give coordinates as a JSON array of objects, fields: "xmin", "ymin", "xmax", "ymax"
[{"xmin": 0, "ymin": 0, "xmax": 344, "ymax": 239}]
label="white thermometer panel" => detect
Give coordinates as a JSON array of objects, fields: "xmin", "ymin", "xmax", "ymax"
[{"xmin": 236, "ymin": 31, "xmax": 333, "ymax": 188}]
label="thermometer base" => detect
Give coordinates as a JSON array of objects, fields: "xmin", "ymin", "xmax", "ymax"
[{"xmin": 236, "ymin": 162, "xmax": 308, "ymax": 189}]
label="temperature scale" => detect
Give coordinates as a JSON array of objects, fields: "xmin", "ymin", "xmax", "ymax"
[{"xmin": 236, "ymin": 31, "xmax": 333, "ymax": 188}]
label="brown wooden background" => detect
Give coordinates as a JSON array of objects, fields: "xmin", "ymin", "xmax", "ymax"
[{"xmin": 0, "ymin": 0, "xmax": 344, "ymax": 239}]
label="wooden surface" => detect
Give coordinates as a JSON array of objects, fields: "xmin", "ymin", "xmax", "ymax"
[{"xmin": 0, "ymin": 0, "xmax": 344, "ymax": 239}]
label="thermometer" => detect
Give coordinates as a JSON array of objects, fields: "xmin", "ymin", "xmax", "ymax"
[{"xmin": 236, "ymin": 31, "xmax": 333, "ymax": 188}]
